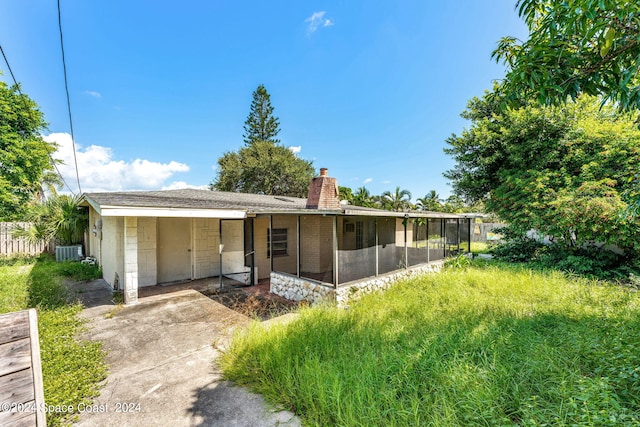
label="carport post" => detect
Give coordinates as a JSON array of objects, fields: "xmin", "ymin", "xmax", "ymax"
[
  {"xmin": 427, "ymin": 219, "xmax": 431, "ymax": 264},
  {"xmin": 123, "ymin": 216, "xmax": 138, "ymax": 304},
  {"xmin": 219, "ymin": 220, "xmax": 223, "ymax": 289},
  {"xmin": 404, "ymin": 216, "xmax": 408, "ymax": 269}
]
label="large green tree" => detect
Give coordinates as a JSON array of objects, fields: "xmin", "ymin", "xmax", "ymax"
[
  {"xmin": 0, "ymin": 80, "xmax": 57, "ymax": 220},
  {"xmin": 211, "ymin": 141, "xmax": 314, "ymax": 197},
  {"xmin": 243, "ymin": 84, "xmax": 281, "ymax": 145},
  {"xmin": 445, "ymin": 94, "xmax": 640, "ymax": 250},
  {"xmin": 493, "ymin": 0, "xmax": 640, "ymax": 113},
  {"xmin": 212, "ymin": 85, "xmax": 315, "ymax": 196}
]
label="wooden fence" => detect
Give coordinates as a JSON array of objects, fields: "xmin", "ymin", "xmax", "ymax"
[
  {"xmin": 471, "ymin": 222, "xmax": 507, "ymax": 242},
  {"xmin": 0, "ymin": 223, "xmax": 51, "ymax": 257},
  {"xmin": 0, "ymin": 309, "xmax": 46, "ymax": 426}
]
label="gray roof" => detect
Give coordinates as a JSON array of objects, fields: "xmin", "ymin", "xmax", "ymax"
[
  {"xmin": 82, "ymin": 189, "xmax": 467, "ymax": 218},
  {"xmin": 83, "ymin": 189, "xmax": 308, "ymax": 211}
]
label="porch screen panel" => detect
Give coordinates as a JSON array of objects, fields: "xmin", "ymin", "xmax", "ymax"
[
  {"xmin": 377, "ymin": 217, "xmax": 402, "ymax": 274},
  {"xmin": 299, "ymin": 215, "xmax": 334, "ymax": 284},
  {"xmin": 337, "ymin": 217, "xmax": 376, "ymax": 284},
  {"xmin": 428, "ymin": 219, "xmax": 445, "ymax": 261},
  {"xmin": 445, "ymin": 219, "xmax": 460, "ymax": 257},
  {"xmin": 459, "ymin": 218, "xmax": 471, "ymax": 253},
  {"xmin": 271, "ymin": 215, "xmax": 297, "ymax": 275},
  {"xmin": 220, "ymin": 219, "xmax": 251, "ymax": 285},
  {"xmin": 407, "ymin": 219, "xmax": 428, "ymax": 266}
]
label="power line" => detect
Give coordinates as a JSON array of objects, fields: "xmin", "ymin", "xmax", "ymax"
[
  {"xmin": 0, "ymin": 42, "xmax": 77, "ymax": 196},
  {"xmin": 57, "ymin": 0, "xmax": 82, "ymax": 194}
]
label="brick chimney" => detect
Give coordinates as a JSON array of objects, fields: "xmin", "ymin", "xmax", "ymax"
[{"xmin": 306, "ymin": 168, "xmax": 340, "ymax": 210}]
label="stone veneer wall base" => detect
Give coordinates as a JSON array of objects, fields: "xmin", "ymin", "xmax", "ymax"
[{"xmin": 270, "ymin": 260, "xmax": 446, "ymax": 308}]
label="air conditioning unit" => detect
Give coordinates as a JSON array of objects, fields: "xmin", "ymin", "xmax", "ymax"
[{"xmin": 55, "ymin": 245, "xmax": 83, "ymax": 262}]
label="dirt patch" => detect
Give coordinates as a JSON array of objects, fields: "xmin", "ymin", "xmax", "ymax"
[{"xmin": 202, "ymin": 288, "xmax": 301, "ymax": 321}]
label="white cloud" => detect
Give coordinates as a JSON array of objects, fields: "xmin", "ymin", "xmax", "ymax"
[
  {"xmin": 44, "ymin": 132, "xmax": 190, "ymax": 193},
  {"xmin": 305, "ymin": 11, "xmax": 333, "ymax": 34},
  {"xmin": 84, "ymin": 90, "xmax": 102, "ymax": 99},
  {"xmin": 161, "ymin": 181, "xmax": 208, "ymax": 191},
  {"xmin": 363, "ymin": 178, "xmax": 373, "ymax": 184},
  {"xmin": 288, "ymin": 145, "xmax": 302, "ymax": 154},
  {"xmin": 382, "ymin": 180, "xmax": 392, "ymax": 184}
]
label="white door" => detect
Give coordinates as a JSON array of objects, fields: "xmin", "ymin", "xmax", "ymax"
[{"xmin": 157, "ymin": 218, "xmax": 191, "ymax": 283}]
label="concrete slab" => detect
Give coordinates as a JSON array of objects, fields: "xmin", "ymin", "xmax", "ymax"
[{"xmin": 77, "ymin": 288, "xmax": 301, "ymax": 427}]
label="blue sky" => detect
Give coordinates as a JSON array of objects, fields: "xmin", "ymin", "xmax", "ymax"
[{"xmin": 0, "ymin": 1, "xmax": 528, "ymax": 201}]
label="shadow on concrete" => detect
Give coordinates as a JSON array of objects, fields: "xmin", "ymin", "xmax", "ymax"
[
  {"xmin": 66, "ymin": 278, "xmax": 116, "ymax": 309},
  {"xmin": 187, "ymin": 380, "xmax": 301, "ymax": 427}
]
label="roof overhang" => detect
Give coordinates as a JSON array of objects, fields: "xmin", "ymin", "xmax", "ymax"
[
  {"xmin": 97, "ymin": 206, "xmax": 246, "ymax": 219},
  {"xmin": 78, "ymin": 196, "xmax": 246, "ymax": 219}
]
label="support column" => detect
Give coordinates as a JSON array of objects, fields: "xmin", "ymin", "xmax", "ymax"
[
  {"xmin": 123, "ymin": 216, "xmax": 138, "ymax": 305},
  {"xmin": 296, "ymin": 215, "xmax": 300, "ymax": 278},
  {"xmin": 375, "ymin": 218, "xmax": 379, "ymax": 276},
  {"xmin": 426, "ymin": 218, "xmax": 430, "ymax": 263},
  {"xmin": 333, "ymin": 215, "xmax": 338, "ymax": 287},
  {"xmin": 403, "ymin": 218, "xmax": 408, "ymax": 269},
  {"xmin": 269, "ymin": 215, "xmax": 273, "ymax": 273}
]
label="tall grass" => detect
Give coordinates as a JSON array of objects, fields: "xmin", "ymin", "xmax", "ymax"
[
  {"xmin": 0, "ymin": 254, "xmax": 106, "ymax": 426},
  {"xmin": 220, "ymin": 263, "xmax": 640, "ymax": 426}
]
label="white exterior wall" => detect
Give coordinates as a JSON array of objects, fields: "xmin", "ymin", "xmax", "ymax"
[
  {"xmin": 137, "ymin": 217, "xmax": 157, "ymax": 287},
  {"xmin": 87, "ymin": 207, "xmax": 102, "ymax": 262},
  {"xmin": 194, "ymin": 218, "xmax": 220, "ymax": 279},
  {"xmin": 101, "ymin": 216, "xmax": 124, "ymax": 289}
]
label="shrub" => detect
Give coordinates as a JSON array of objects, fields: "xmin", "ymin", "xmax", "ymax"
[{"xmin": 490, "ymin": 236, "xmax": 545, "ymax": 262}]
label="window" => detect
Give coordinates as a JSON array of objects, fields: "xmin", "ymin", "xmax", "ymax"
[{"xmin": 268, "ymin": 228, "xmax": 288, "ymax": 257}]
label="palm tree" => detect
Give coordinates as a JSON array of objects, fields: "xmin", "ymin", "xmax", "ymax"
[
  {"xmin": 352, "ymin": 187, "xmax": 373, "ymax": 207},
  {"xmin": 416, "ymin": 190, "xmax": 442, "ymax": 212},
  {"xmin": 12, "ymin": 194, "xmax": 88, "ymax": 246},
  {"xmin": 381, "ymin": 186, "xmax": 412, "ymax": 211}
]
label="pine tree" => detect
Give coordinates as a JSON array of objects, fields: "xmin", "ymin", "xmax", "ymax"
[{"xmin": 243, "ymin": 84, "xmax": 280, "ymax": 145}]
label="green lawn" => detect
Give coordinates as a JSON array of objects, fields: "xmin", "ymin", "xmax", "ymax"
[
  {"xmin": 0, "ymin": 255, "xmax": 107, "ymax": 427},
  {"xmin": 220, "ymin": 262, "xmax": 640, "ymax": 426}
]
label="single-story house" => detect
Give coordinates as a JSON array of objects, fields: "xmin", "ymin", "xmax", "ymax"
[{"xmin": 79, "ymin": 169, "xmax": 472, "ymax": 305}]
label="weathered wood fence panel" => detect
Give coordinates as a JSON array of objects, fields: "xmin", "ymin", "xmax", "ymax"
[
  {"xmin": 0, "ymin": 309, "xmax": 46, "ymax": 426},
  {"xmin": 471, "ymin": 223, "xmax": 507, "ymax": 242},
  {"xmin": 0, "ymin": 223, "xmax": 50, "ymax": 256}
]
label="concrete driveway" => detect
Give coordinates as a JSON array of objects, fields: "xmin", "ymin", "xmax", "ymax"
[{"xmin": 75, "ymin": 281, "xmax": 300, "ymax": 427}]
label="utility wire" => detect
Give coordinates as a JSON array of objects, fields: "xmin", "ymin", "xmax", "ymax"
[
  {"xmin": 0, "ymin": 42, "xmax": 77, "ymax": 196},
  {"xmin": 57, "ymin": 0, "xmax": 82, "ymax": 194}
]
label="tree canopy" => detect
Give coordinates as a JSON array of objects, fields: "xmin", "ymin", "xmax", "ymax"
[
  {"xmin": 445, "ymin": 93, "xmax": 640, "ymax": 250},
  {"xmin": 381, "ymin": 187, "xmax": 412, "ymax": 211},
  {"xmin": 493, "ymin": 0, "xmax": 640, "ymax": 114},
  {"xmin": 0, "ymin": 80, "xmax": 57, "ymax": 220},
  {"xmin": 416, "ymin": 191, "xmax": 442, "ymax": 212},
  {"xmin": 243, "ymin": 84, "xmax": 281, "ymax": 145},
  {"xmin": 212, "ymin": 85, "xmax": 315, "ymax": 197},
  {"xmin": 212, "ymin": 141, "xmax": 315, "ymax": 197}
]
